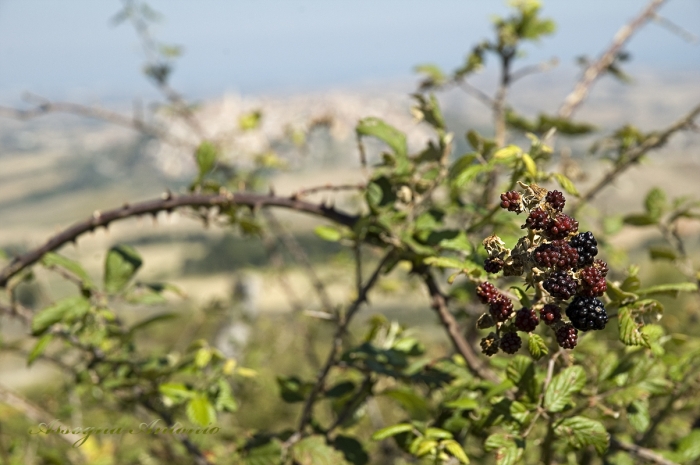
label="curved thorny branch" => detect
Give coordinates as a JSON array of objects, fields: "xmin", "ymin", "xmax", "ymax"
[{"xmin": 0, "ymin": 191, "xmax": 357, "ymax": 288}]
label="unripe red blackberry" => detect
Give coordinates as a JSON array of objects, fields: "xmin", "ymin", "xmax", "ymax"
[
  {"xmin": 556, "ymin": 323, "xmax": 578, "ymax": 349},
  {"xmin": 545, "ymin": 213, "xmax": 579, "ymax": 239},
  {"xmin": 569, "ymin": 231, "xmax": 598, "ymax": 267},
  {"xmin": 533, "ymin": 241, "xmax": 579, "ymax": 270},
  {"xmin": 489, "ymin": 295, "xmax": 513, "ymax": 322},
  {"xmin": 476, "ymin": 282, "xmax": 499, "ymax": 304},
  {"xmin": 500, "ymin": 332, "xmax": 522, "ymax": 354},
  {"xmin": 514, "ymin": 307, "xmax": 539, "ymax": 332},
  {"xmin": 545, "ymin": 190, "xmax": 566, "ymax": 212},
  {"xmin": 593, "ymin": 259, "xmax": 609, "ymax": 276},
  {"xmin": 579, "ymin": 265, "xmax": 607, "ymax": 297},
  {"xmin": 543, "ymin": 271, "xmax": 578, "ymax": 300},
  {"xmin": 522, "ymin": 208, "xmax": 550, "ymax": 230},
  {"xmin": 540, "ymin": 304, "xmax": 562, "ymax": 325},
  {"xmin": 480, "ymin": 332, "xmax": 499, "ymax": 356},
  {"xmin": 500, "ymin": 191, "xmax": 522, "ymax": 212},
  {"xmin": 484, "ymin": 257, "xmax": 504, "ymax": 274},
  {"xmin": 566, "ymin": 296, "xmax": 608, "ymax": 331}
]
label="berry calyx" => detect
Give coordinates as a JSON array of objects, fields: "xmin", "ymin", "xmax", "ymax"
[
  {"xmin": 500, "ymin": 191, "xmax": 522, "ymax": 212},
  {"xmin": 545, "ymin": 213, "xmax": 579, "ymax": 240},
  {"xmin": 570, "ymin": 231, "xmax": 598, "ymax": 268},
  {"xmin": 545, "ymin": 190, "xmax": 566, "ymax": 212},
  {"xmin": 480, "ymin": 333, "xmax": 499, "ymax": 356},
  {"xmin": 500, "ymin": 332, "xmax": 522, "ymax": 354},
  {"xmin": 543, "ymin": 270, "xmax": 578, "ymax": 300},
  {"xmin": 476, "ymin": 282, "xmax": 499, "ymax": 304},
  {"xmin": 540, "ymin": 304, "xmax": 562, "ymax": 325},
  {"xmin": 522, "ymin": 208, "xmax": 550, "ymax": 231},
  {"xmin": 484, "ymin": 258, "xmax": 504, "ymax": 274},
  {"xmin": 489, "ymin": 295, "xmax": 514, "ymax": 322},
  {"xmin": 514, "ymin": 307, "xmax": 539, "ymax": 332},
  {"xmin": 566, "ymin": 296, "xmax": 608, "ymax": 331},
  {"xmin": 556, "ymin": 323, "xmax": 578, "ymax": 349}
]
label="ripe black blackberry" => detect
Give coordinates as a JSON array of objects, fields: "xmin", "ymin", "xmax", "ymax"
[
  {"xmin": 500, "ymin": 191, "xmax": 522, "ymax": 212},
  {"xmin": 579, "ymin": 265, "xmax": 607, "ymax": 297},
  {"xmin": 484, "ymin": 258, "xmax": 504, "ymax": 274},
  {"xmin": 533, "ymin": 241, "xmax": 579, "ymax": 270},
  {"xmin": 514, "ymin": 307, "xmax": 539, "ymax": 332},
  {"xmin": 500, "ymin": 332, "xmax": 522, "ymax": 354},
  {"xmin": 545, "ymin": 213, "xmax": 579, "ymax": 239},
  {"xmin": 556, "ymin": 323, "xmax": 578, "ymax": 349},
  {"xmin": 540, "ymin": 304, "xmax": 562, "ymax": 325},
  {"xmin": 476, "ymin": 282, "xmax": 500, "ymax": 304},
  {"xmin": 543, "ymin": 271, "xmax": 578, "ymax": 300},
  {"xmin": 569, "ymin": 232, "xmax": 598, "ymax": 267},
  {"xmin": 480, "ymin": 333, "xmax": 499, "ymax": 356},
  {"xmin": 566, "ymin": 296, "xmax": 609, "ymax": 331},
  {"xmin": 522, "ymin": 208, "xmax": 550, "ymax": 230},
  {"xmin": 489, "ymin": 295, "xmax": 513, "ymax": 322},
  {"xmin": 545, "ymin": 190, "xmax": 566, "ymax": 212}
]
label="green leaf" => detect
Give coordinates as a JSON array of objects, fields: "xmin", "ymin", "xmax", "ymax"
[
  {"xmin": 195, "ymin": 347, "xmax": 212, "ymax": 368},
  {"xmin": 27, "ymin": 334, "xmax": 53, "ymax": 366},
  {"xmin": 356, "ymin": 117, "xmax": 407, "ymax": 158},
  {"xmin": 618, "ymin": 307, "xmax": 650, "ymax": 348},
  {"xmin": 492, "ymin": 145, "xmax": 521, "ymax": 161},
  {"xmin": 215, "ymin": 379, "xmax": 238, "ymax": 412},
  {"xmin": 239, "ymin": 110, "xmax": 262, "ymax": 131},
  {"xmin": 276, "ymin": 376, "xmax": 312, "ymax": 403},
  {"xmin": 627, "ymin": 399, "xmax": 650, "ymax": 433},
  {"xmin": 444, "ymin": 397, "xmax": 479, "ymax": 410},
  {"xmin": 128, "ymin": 312, "xmax": 178, "ymax": 335},
  {"xmin": 648, "ymin": 245, "xmax": 677, "ymax": 261},
  {"xmin": 521, "ymin": 153, "xmax": 537, "ymax": 177},
  {"xmin": 32, "ymin": 296, "xmax": 90, "ymax": 335},
  {"xmin": 544, "ymin": 366, "xmax": 586, "ymax": 413},
  {"xmin": 509, "ymin": 286, "xmax": 531, "ymax": 308},
  {"xmin": 555, "ymin": 416, "xmax": 609, "ymax": 455},
  {"xmin": 414, "ymin": 64, "xmax": 446, "ymax": 87},
  {"xmin": 442, "ymin": 439, "xmax": 470, "ymax": 464},
  {"xmin": 291, "ymin": 435, "xmax": 350, "ymax": 465},
  {"xmin": 423, "ymin": 256, "xmax": 465, "ymax": 270},
  {"xmin": 676, "ymin": 429, "xmax": 700, "ymax": 463},
  {"xmin": 527, "ymin": 334, "xmax": 548, "ymax": 361},
  {"xmin": 484, "ymin": 433, "xmax": 523, "ymax": 465},
  {"xmin": 644, "ymin": 187, "xmax": 666, "ymax": 220},
  {"xmin": 186, "ymin": 395, "xmax": 216, "ymax": 427},
  {"xmin": 41, "ymin": 253, "xmax": 95, "ymax": 290},
  {"xmin": 552, "ymin": 172, "xmax": 579, "ymax": 196},
  {"xmin": 243, "ymin": 439, "xmax": 283, "ymax": 465},
  {"xmin": 372, "ymin": 423, "xmax": 414, "ymax": 441},
  {"xmin": 325, "ymin": 381, "xmax": 356, "ymax": 399},
  {"xmin": 104, "ymin": 245, "xmax": 142, "ymax": 294},
  {"xmin": 159, "ymin": 382, "xmax": 194, "ymax": 403},
  {"xmin": 314, "ymin": 225, "xmax": 343, "ymax": 242},
  {"xmin": 623, "ymin": 213, "xmax": 657, "ymax": 226},
  {"xmin": 332, "ymin": 435, "xmax": 369, "ymax": 465},
  {"xmin": 637, "ymin": 282, "xmax": 698, "ymax": 297},
  {"xmin": 382, "ymin": 388, "xmax": 429, "ymax": 420},
  {"xmin": 195, "ymin": 140, "xmax": 218, "ymax": 176}
]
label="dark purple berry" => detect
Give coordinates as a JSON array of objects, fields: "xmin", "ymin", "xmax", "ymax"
[
  {"xmin": 480, "ymin": 333, "xmax": 499, "ymax": 356},
  {"xmin": 540, "ymin": 304, "xmax": 562, "ymax": 325},
  {"xmin": 522, "ymin": 208, "xmax": 551, "ymax": 231},
  {"xmin": 556, "ymin": 323, "xmax": 578, "ymax": 349},
  {"xmin": 545, "ymin": 190, "xmax": 566, "ymax": 212},
  {"xmin": 500, "ymin": 332, "xmax": 522, "ymax": 354},
  {"xmin": 545, "ymin": 213, "xmax": 579, "ymax": 239},
  {"xmin": 543, "ymin": 271, "xmax": 578, "ymax": 300},
  {"xmin": 533, "ymin": 241, "xmax": 579, "ymax": 270},
  {"xmin": 500, "ymin": 191, "xmax": 522, "ymax": 212},
  {"xmin": 566, "ymin": 296, "xmax": 608, "ymax": 331},
  {"xmin": 593, "ymin": 259, "xmax": 609, "ymax": 276},
  {"xmin": 489, "ymin": 296, "xmax": 513, "ymax": 322},
  {"xmin": 570, "ymin": 231, "xmax": 598, "ymax": 267},
  {"xmin": 484, "ymin": 258, "xmax": 504, "ymax": 274},
  {"xmin": 579, "ymin": 265, "xmax": 607, "ymax": 297},
  {"xmin": 476, "ymin": 282, "xmax": 500, "ymax": 304},
  {"xmin": 514, "ymin": 307, "xmax": 539, "ymax": 332}
]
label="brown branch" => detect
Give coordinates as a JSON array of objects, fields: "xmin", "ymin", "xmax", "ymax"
[
  {"xmin": 421, "ymin": 271, "xmax": 500, "ymax": 383},
  {"xmin": 291, "ymin": 183, "xmax": 365, "ymax": 199},
  {"xmin": 509, "ymin": 58, "xmax": 559, "ymax": 84},
  {"xmin": 610, "ymin": 436, "xmax": 680, "ymax": 465},
  {"xmin": 572, "ymin": 103, "xmax": 700, "ymax": 213},
  {"xmin": 0, "ymin": 191, "xmax": 358, "ymax": 288},
  {"xmin": 558, "ymin": 0, "xmax": 668, "ymax": 119}
]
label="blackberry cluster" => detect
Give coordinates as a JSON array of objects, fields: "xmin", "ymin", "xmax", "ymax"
[
  {"xmin": 522, "ymin": 208, "xmax": 550, "ymax": 230},
  {"xmin": 570, "ymin": 232, "xmax": 598, "ymax": 267},
  {"xmin": 543, "ymin": 271, "xmax": 578, "ymax": 300},
  {"xmin": 489, "ymin": 296, "xmax": 514, "ymax": 322},
  {"xmin": 579, "ymin": 265, "xmax": 607, "ymax": 297},
  {"xmin": 476, "ymin": 282, "xmax": 500, "ymax": 304},
  {"xmin": 545, "ymin": 190, "xmax": 566, "ymax": 212},
  {"xmin": 545, "ymin": 213, "xmax": 579, "ymax": 240},
  {"xmin": 540, "ymin": 304, "xmax": 561, "ymax": 325},
  {"xmin": 484, "ymin": 257, "xmax": 504, "ymax": 274},
  {"xmin": 566, "ymin": 296, "xmax": 609, "ymax": 331},
  {"xmin": 500, "ymin": 332, "xmax": 522, "ymax": 354},
  {"xmin": 514, "ymin": 307, "xmax": 539, "ymax": 332},
  {"xmin": 500, "ymin": 191, "xmax": 522, "ymax": 212},
  {"xmin": 533, "ymin": 240, "xmax": 579, "ymax": 270},
  {"xmin": 556, "ymin": 323, "xmax": 578, "ymax": 349}
]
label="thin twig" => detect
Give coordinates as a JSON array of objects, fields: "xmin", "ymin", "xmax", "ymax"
[
  {"xmin": 421, "ymin": 271, "xmax": 500, "ymax": 383},
  {"xmin": 0, "ymin": 191, "xmax": 358, "ymax": 287},
  {"xmin": 455, "ymin": 80, "xmax": 496, "ymax": 110},
  {"xmin": 572, "ymin": 103, "xmax": 700, "ymax": 213},
  {"xmin": 509, "ymin": 58, "xmax": 559, "ymax": 84},
  {"xmin": 558, "ymin": 0, "xmax": 668, "ymax": 119},
  {"xmin": 610, "ymin": 436, "xmax": 680, "ymax": 465},
  {"xmin": 291, "ymin": 183, "xmax": 365, "ymax": 199}
]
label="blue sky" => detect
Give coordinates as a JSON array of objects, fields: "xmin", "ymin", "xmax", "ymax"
[{"xmin": 0, "ymin": 0, "xmax": 698, "ymax": 103}]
